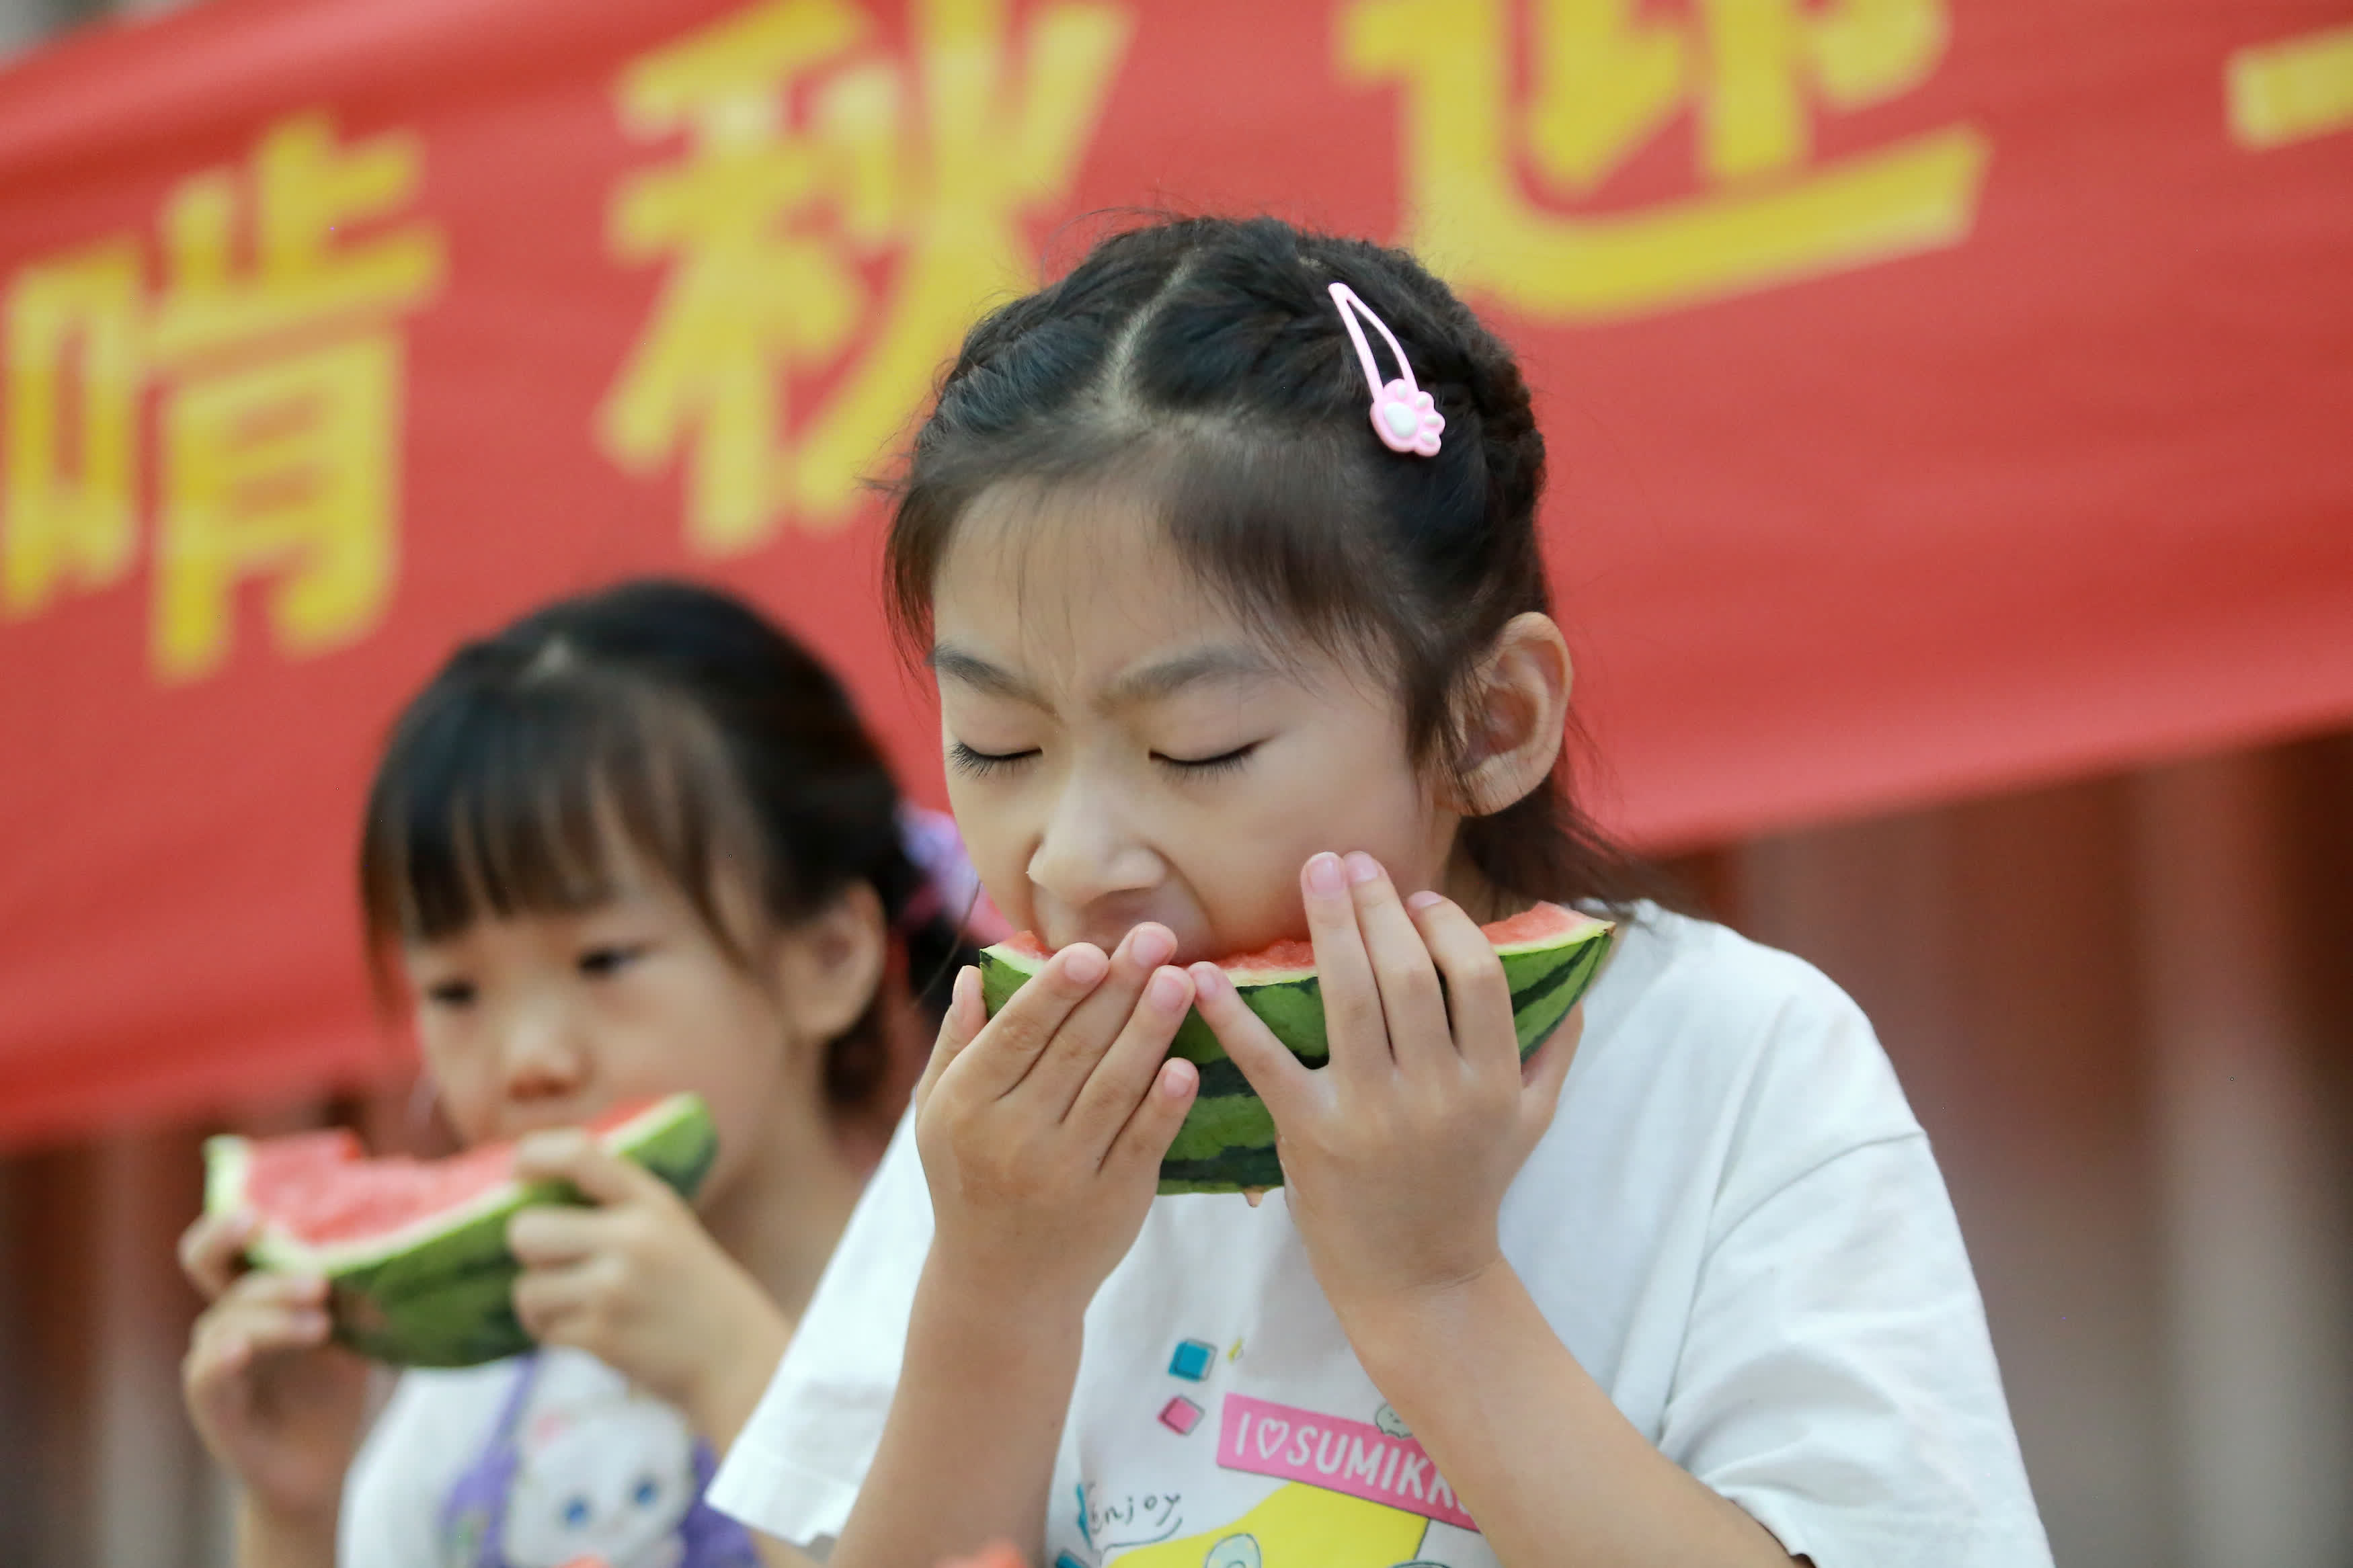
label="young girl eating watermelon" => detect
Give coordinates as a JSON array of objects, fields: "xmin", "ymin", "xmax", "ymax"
[
  {"xmin": 708, "ymin": 218, "xmax": 2054, "ymax": 1567},
  {"xmin": 177, "ymin": 580, "xmax": 989, "ymax": 1568}
]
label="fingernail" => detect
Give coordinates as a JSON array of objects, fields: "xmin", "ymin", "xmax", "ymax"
[
  {"xmin": 1160, "ymin": 1057, "xmax": 1197, "ymax": 1098},
  {"xmin": 1189, "ymin": 962, "xmax": 1230, "ymax": 999},
  {"xmin": 1146, "ymin": 967, "xmax": 1186, "ymax": 1008},
  {"xmin": 1407, "ymin": 890, "xmax": 1444, "ymax": 911},
  {"xmin": 1065, "ymin": 945, "xmax": 1107, "ymax": 985},
  {"xmin": 1345, "ymin": 851, "xmax": 1382, "ymax": 886},
  {"xmin": 1305, "ymin": 853, "xmax": 1346, "ymax": 896},
  {"xmin": 298, "ymin": 1311, "xmax": 331, "ymax": 1338},
  {"xmin": 1131, "ymin": 925, "xmax": 1176, "ymax": 970}
]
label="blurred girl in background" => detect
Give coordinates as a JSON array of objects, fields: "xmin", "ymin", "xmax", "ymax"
[{"xmin": 178, "ymin": 579, "xmax": 986, "ymax": 1568}]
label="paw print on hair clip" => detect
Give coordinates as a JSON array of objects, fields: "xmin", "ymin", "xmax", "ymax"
[
  {"xmin": 1330, "ymin": 281, "xmax": 1444, "ymax": 461},
  {"xmin": 1371, "ymin": 378, "xmax": 1443, "ymax": 457}
]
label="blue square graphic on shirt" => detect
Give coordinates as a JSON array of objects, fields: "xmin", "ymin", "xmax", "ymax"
[
  {"xmin": 1168, "ymin": 1338, "xmax": 1215, "ymax": 1381},
  {"xmin": 1055, "ymin": 1555, "xmax": 1089, "ymax": 1568}
]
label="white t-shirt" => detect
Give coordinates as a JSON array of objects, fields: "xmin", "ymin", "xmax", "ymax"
[
  {"xmin": 342, "ymin": 1347, "xmax": 762, "ymax": 1568},
  {"xmin": 709, "ymin": 908, "xmax": 2052, "ymax": 1567}
]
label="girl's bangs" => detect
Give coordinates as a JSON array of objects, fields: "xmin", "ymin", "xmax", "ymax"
[
  {"xmin": 920, "ymin": 421, "xmax": 1417, "ymax": 679},
  {"xmin": 360, "ymin": 671, "xmax": 752, "ymax": 971}
]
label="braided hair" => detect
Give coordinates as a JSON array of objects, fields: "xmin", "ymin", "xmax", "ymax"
[{"xmin": 886, "ymin": 215, "xmax": 1654, "ymax": 910}]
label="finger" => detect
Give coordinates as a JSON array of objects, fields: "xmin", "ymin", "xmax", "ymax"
[
  {"xmin": 947, "ymin": 942, "xmax": 1111, "ymax": 1101},
  {"xmin": 1103, "ymin": 1055, "xmax": 1199, "ymax": 1180},
  {"xmin": 914, "ymin": 965, "xmax": 988, "ymax": 1114},
  {"xmin": 1302, "ymin": 852, "xmax": 1387, "ymax": 1076},
  {"xmin": 1064, "ymin": 963, "xmax": 1193, "ymax": 1150},
  {"xmin": 179, "ymin": 1209, "xmax": 260, "ymax": 1300},
  {"xmin": 1410, "ymin": 891, "xmax": 1517, "ymax": 1077},
  {"xmin": 506, "ymin": 1201, "xmax": 612, "ymax": 1268},
  {"xmin": 511, "ymin": 1255, "xmax": 604, "ymax": 1345},
  {"xmin": 512, "ymin": 1129, "xmax": 670, "ymax": 1209},
  {"xmin": 214, "ymin": 1269, "xmax": 333, "ymax": 1313},
  {"xmin": 1345, "ymin": 854, "xmax": 1452, "ymax": 1073},
  {"xmin": 188, "ymin": 1292, "xmax": 334, "ymax": 1389},
  {"xmin": 1022, "ymin": 924, "xmax": 1176, "ymax": 1119},
  {"xmin": 1189, "ymin": 960, "xmax": 1314, "ymax": 1124}
]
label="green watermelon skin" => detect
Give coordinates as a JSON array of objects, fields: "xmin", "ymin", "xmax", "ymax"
[
  {"xmin": 210, "ymin": 1095, "xmax": 719, "ymax": 1369},
  {"xmin": 976, "ymin": 908, "xmax": 1614, "ymax": 1195}
]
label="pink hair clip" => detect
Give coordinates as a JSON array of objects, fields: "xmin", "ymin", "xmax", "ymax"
[{"xmin": 1328, "ymin": 280, "xmax": 1443, "ymax": 458}]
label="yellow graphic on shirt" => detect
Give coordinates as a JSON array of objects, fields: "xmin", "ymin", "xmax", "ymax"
[{"xmin": 1111, "ymin": 1482, "xmax": 1429, "ymax": 1567}]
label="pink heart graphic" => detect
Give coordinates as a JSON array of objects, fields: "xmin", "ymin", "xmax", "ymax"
[{"xmin": 1255, "ymin": 1418, "xmax": 1290, "ymax": 1460}]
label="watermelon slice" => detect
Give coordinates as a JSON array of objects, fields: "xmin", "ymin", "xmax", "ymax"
[
  {"xmin": 978, "ymin": 902, "xmax": 1613, "ymax": 1194},
  {"xmin": 204, "ymin": 1093, "xmax": 719, "ymax": 1368}
]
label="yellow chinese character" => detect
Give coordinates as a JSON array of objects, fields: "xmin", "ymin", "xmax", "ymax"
[
  {"xmin": 2, "ymin": 239, "xmax": 143, "ymax": 618},
  {"xmin": 2228, "ymin": 22, "xmax": 2353, "ymax": 149},
  {"xmin": 1342, "ymin": 0, "xmax": 1991, "ymax": 319},
  {"xmin": 148, "ymin": 113, "xmax": 444, "ymax": 681},
  {"xmin": 599, "ymin": 0, "xmax": 1131, "ymax": 556}
]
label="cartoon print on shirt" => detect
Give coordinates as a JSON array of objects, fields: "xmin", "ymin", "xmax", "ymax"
[
  {"xmin": 1088, "ymin": 1391, "xmax": 1483, "ymax": 1565},
  {"xmin": 1112, "ymin": 1484, "xmax": 1429, "ymax": 1567},
  {"xmin": 1203, "ymin": 1532, "xmax": 1260, "ymax": 1568},
  {"xmin": 502, "ymin": 1396, "xmax": 694, "ymax": 1568}
]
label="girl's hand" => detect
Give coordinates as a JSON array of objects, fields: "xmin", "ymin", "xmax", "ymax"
[
  {"xmin": 507, "ymin": 1133, "xmax": 789, "ymax": 1448},
  {"xmin": 1191, "ymin": 852, "xmax": 1581, "ymax": 1321},
  {"xmin": 178, "ymin": 1208, "xmax": 372, "ymax": 1533},
  {"xmin": 913, "ymin": 926, "xmax": 1199, "ymax": 1315}
]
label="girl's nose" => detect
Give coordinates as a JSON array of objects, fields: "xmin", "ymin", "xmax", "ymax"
[
  {"xmin": 1026, "ymin": 778, "xmax": 1162, "ymax": 913},
  {"xmin": 499, "ymin": 1000, "xmax": 590, "ymax": 1104}
]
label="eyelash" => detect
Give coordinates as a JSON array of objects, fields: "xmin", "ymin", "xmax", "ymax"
[
  {"xmin": 948, "ymin": 741, "xmax": 1263, "ymax": 780},
  {"xmin": 424, "ymin": 979, "xmax": 476, "ymax": 1008},
  {"xmin": 1156, "ymin": 743, "xmax": 1258, "ymax": 777},
  {"xmin": 948, "ymin": 741, "xmax": 1037, "ymax": 778},
  {"xmin": 579, "ymin": 944, "xmax": 646, "ymax": 978}
]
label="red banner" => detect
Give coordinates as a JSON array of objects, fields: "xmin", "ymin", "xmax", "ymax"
[{"xmin": 3, "ymin": 0, "xmax": 2350, "ymax": 1147}]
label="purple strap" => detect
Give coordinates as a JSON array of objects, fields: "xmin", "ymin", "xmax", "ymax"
[{"xmin": 435, "ymin": 1356, "xmax": 539, "ymax": 1566}]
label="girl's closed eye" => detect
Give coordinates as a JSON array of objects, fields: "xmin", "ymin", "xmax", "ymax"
[
  {"xmin": 947, "ymin": 739, "xmax": 1039, "ymax": 778},
  {"xmin": 421, "ymin": 975, "xmax": 477, "ymax": 1009},
  {"xmin": 1153, "ymin": 741, "xmax": 1261, "ymax": 776},
  {"xmin": 577, "ymin": 942, "xmax": 651, "ymax": 979}
]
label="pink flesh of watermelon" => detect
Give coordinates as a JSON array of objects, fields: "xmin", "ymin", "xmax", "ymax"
[
  {"xmin": 998, "ymin": 901, "xmax": 1583, "ymax": 976},
  {"xmin": 242, "ymin": 1100, "xmax": 651, "ymax": 1247}
]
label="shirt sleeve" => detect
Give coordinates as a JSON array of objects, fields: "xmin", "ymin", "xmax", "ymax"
[
  {"xmin": 1657, "ymin": 971, "xmax": 2054, "ymax": 1568},
  {"xmin": 707, "ymin": 1106, "xmax": 934, "ymax": 1554}
]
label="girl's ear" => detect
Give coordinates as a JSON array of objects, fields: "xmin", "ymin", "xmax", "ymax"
[
  {"xmin": 768, "ymin": 880, "xmax": 889, "ymax": 1048},
  {"xmin": 1449, "ymin": 612, "xmax": 1574, "ymax": 818}
]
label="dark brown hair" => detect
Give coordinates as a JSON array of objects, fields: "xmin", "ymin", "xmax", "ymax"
[
  {"xmin": 886, "ymin": 215, "xmax": 1657, "ymax": 911},
  {"xmin": 359, "ymin": 578, "xmax": 968, "ymax": 1110}
]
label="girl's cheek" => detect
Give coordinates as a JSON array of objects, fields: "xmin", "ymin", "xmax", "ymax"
[{"xmin": 415, "ymin": 1024, "xmax": 500, "ymax": 1127}]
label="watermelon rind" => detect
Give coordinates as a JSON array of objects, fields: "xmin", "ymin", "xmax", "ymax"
[
  {"xmin": 977, "ymin": 905, "xmax": 1614, "ymax": 1196},
  {"xmin": 206, "ymin": 1092, "xmax": 719, "ymax": 1368}
]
